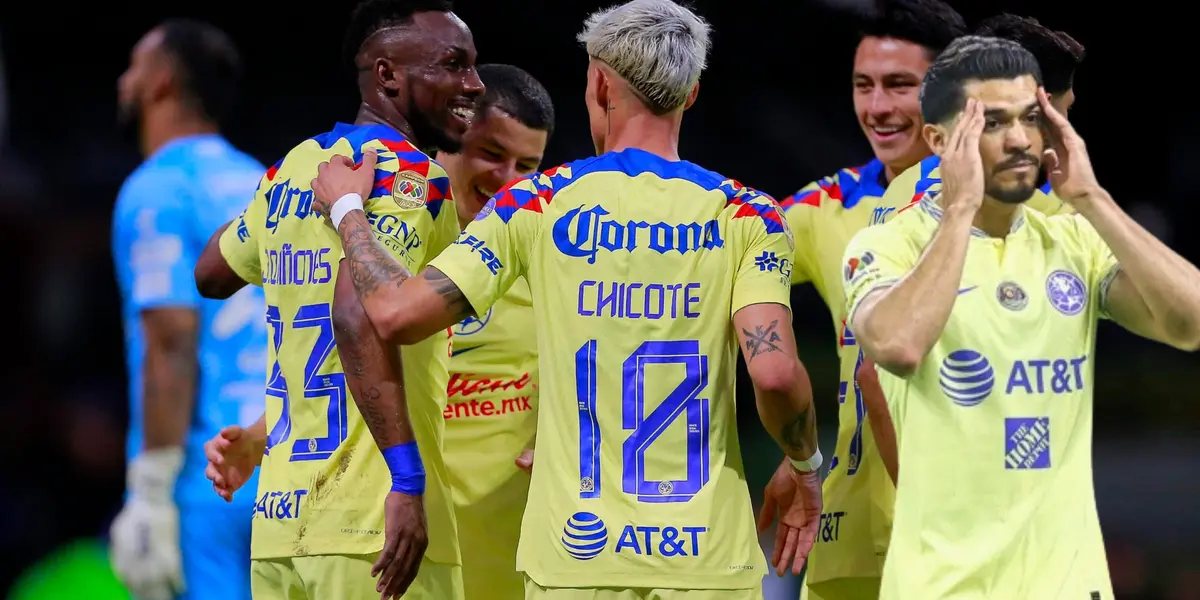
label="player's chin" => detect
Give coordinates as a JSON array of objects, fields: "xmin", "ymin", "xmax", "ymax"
[{"xmin": 987, "ymin": 181, "xmax": 1037, "ymax": 205}]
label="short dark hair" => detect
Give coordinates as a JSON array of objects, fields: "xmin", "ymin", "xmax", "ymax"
[
  {"xmin": 158, "ymin": 20, "xmax": 242, "ymax": 123},
  {"xmin": 860, "ymin": 0, "xmax": 968, "ymax": 56},
  {"xmin": 975, "ymin": 14, "xmax": 1085, "ymax": 94},
  {"xmin": 477, "ymin": 64, "xmax": 556, "ymax": 138},
  {"xmin": 919, "ymin": 35, "xmax": 1042, "ymax": 125},
  {"xmin": 343, "ymin": 0, "xmax": 455, "ymax": 71}
]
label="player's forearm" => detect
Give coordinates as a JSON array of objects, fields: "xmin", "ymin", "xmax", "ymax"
[
  {"xmin": 1076, "ymin": 191, "xmax": 1200, "ymax": 349},
  {"xmin": 858, "ymin": 364, "xmax": 898, "ymax": 485},
  {"xmin": 335, "ymin": 211, "xmax": 417, "ymax": 344},
  {"xmin": 857, "ymin": 207, "xmax": 974, "ymax": 376},
  {"xmin": 142, "ymin": 336, "xmax": 197, "ymax": 449},
  {"xmin": 752, "ymin": 360, "xmax": 819, "ymax": 461},
  {"xmin": 332, "ymin": 279, "xmax": 416, "ymax": 450}
]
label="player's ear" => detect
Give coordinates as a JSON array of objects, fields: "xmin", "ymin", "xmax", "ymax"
[
  {"xmin": 591, "ymin": 63, "xmax": 610, "ymax": 111},
  {"xmin": 923, "ymin": 122, "xmax": 949, "ymax": 157},
  {"xmin": 375, "ymin": 57, "xmax": 402, "ymax": 95},
  {"xmin": 683, "ymin": 81, "xmax": 699, "ymax": 110}
]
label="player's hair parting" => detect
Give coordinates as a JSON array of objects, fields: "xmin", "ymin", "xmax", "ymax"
[
  {"xmin": 157, "ymin": 19, "xmax": 242, "ymax": 124},
  {"xmin": 477, "ymin": 64, "xmax": 557, "ymax": 138},
  {"xmin": 919, "ymin": 35, "xmax": 1042, "ymax": 125},
  {"xmin": 342, "ymin": 0, "xmax": 455, "ymax": 71},
  {"xmin": 975, "ymin": 14, "xmax": 1084, "ymax": 95},
  {"xmin": 860, "ymin": 0, "xmax": 968, "ymax": 56},
  {"xmin": 576, "ymin": 0, "xmax": 711, "ymax": 115}
]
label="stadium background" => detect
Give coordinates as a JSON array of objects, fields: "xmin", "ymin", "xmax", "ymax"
[{"xmin": 0, "ymin": 0, "xmax": 1191, "ymax": 598}]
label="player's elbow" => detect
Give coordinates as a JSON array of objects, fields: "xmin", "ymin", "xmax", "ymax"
[
  {"xmin": 194, "ymin": 259, "xmax": 236, "ymax": 299},
  {"xmin": 373, "ymin": 306, "xmax": 424, "ymax": 346},
  {"xmin": 749, "ymin": 356, "xmax": 812, "ymax": 400},
  {"xmin": 863, "ymin": 338, "xmax": 922, "ymax": 378}
]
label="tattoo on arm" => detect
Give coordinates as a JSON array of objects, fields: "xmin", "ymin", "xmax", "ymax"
[
  {"xmin": 334, "ymin": 302, "xmax": 411, "ymax": 449},
  {"xmin": 339, "ymin": 214, "xmax": 413, "ymax": 300},
  {"xmin": 780, "ymin": 403, "xmax": 817, "ymax": 456},
  {"xmin": 423, "ymin": 267, "xmax": 473, "ymax": 322},
  {"xmin": 742, "ymin": 319, "xmax": 784, "ymax": 361}
]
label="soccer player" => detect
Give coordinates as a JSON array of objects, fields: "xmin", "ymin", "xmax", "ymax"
[
  {"xmin": 310, "ymin": 1, "xmax": 825, "ymax": 598},
  {"xmin": 772, "ymin": 2, "xmax": 965, "ymax": 598},
  {"xmin": 881, "ymin": 14, "xmax": 1087, "ymax": 217},
  {"xmin": 436, "ymin": 63, "xmax": 555, "ymax": 600},
  {"xmin": 110, "ymin": 20, "xmax": 265, "ymax": 600},
  {"xmin": 842, "ymin": 36, "xmax": 1200, "ymax": 598},
  {"xmin": 195, "ymin": 1, "xmax": 483, "ymax": 598}
]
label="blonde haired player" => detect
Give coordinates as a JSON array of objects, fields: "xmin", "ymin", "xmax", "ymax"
[{"xmin": 309, "ymin": 1, "xmax": 825, "ymax": 599}]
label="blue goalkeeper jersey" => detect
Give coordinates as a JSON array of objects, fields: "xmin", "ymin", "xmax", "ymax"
[{"xmin": 113, "ymin": 134, "xmax": 267, "ymax": 506}]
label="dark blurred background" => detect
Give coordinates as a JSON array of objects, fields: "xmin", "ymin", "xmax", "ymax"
[{"xmin": 0, "ymin": 1, "xmax": 1192, "ymax": 599}]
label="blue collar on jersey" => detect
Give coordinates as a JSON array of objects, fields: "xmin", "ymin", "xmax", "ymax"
[
  {"xmin": 1039, "ymin": 180, "xmax": 1052, "ymax": 195},
  {"xmin": 841, "ymin": 158, "xmax": 887, "ymax": 210},
  {"xmin": 920, "ymin": 192, "xmax": 1026, "ymax": 238}
]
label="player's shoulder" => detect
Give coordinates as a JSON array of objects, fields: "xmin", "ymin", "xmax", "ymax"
[
  {"xmin": 885, "ymin": 155, "xmax": 942, "ymax": 202},
  {"xmin": 116, "ymin": 158, "xmax": 189, "ymax": 213},
  {"xmin": 778, "ymin": 159, "xmax": 887, "ymax": 214}
]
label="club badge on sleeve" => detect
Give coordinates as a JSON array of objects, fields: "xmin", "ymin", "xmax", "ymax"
[{"xmin": 393, "ymin": 170, "xmax": 428, "ymax": 210}]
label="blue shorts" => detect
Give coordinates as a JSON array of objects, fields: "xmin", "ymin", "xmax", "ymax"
[{"xmin": 179, "ymin": 501, "xmax": 253, "ymax": 600}]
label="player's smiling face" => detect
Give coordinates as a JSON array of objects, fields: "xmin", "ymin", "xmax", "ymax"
[
  {"xmin": 963, "ymin": 75, "xmax": 1045, "ymax": 204},
  {"xmin": 853, "ymin": 36, "xmax": 932, "ymax": 178},
  {"xmin": 442, "ymin": 106, "xmax": 548, "ymax": 227},
  {"xmin": 399, "ymin": 11, "xmax": 484, "ymax": 153}
]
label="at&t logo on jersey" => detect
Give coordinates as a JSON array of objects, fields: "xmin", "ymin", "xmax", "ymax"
[
  {"xmin": 939, "ymin": 350, "xmax": 994, "ymax": 406},
  {"xmin": 1046, "ymin": 269, "xmax": 1087, "ymax": 315},
  {"xmin": 561, "ymin": 512, "xmax": 708, "ymax": 560},
  {"xmin": 941, "ymin": 349, "xmax": 1090, "ymax": 404},
  {"xmin": 552, "ymin": 205, "xmax": 723, "ymax": 265},
  {"xmin": 563, "ymin": 512, "xmax": 608, "ymax": 560},
  {"xmin": 1004, "ymin": 416, "xmax": 1050, "ymax": 469}
]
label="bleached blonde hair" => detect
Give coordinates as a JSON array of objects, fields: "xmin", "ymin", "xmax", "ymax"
[{"xmin": 577, "ymin": 0, "xmax": 711, "ymax": 114}]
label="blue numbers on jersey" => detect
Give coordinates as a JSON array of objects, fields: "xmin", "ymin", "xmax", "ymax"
[
  {"xmin": 262, "ymin": 303, "xmax": 348, "ymax": 462},
  {"xmin": 834, "ymin": 348, "xmax": 867, "ymax": 475},
  {"xmin": 575, "ymin": 339, "xmax": 711, "ymax": 503}
]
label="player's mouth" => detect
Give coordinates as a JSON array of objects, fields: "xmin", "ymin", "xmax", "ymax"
[
  {"xmin": 449, "ymin": 102, "xmax": 475, "ymax": 131},
  {"xmin": 1001, "ymin": 159, "xmax": 1038, "ymax": 174},
  {"xmin": 867, "ymin": 123, "xmax": 911, "ymax": 145},
  {"xmin": 471, "ymin": 185, "xmax": 496, "ymax": 208}
]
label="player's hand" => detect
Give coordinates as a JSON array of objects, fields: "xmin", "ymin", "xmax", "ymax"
[
  {"xmin": 938, "ymin": 98, "xmax": 985, "ymax": 214},
  {"xmin": 373, "ymin": 491, "xmax": 429, "ymax": 600},
  {"xmin": 757, "ymin": 458, "xmax": 822, "ymax": 576},
  {"xmin": 1038, "ymin": 87, "xmax": 1100, "ymax": 205},
  {"xmin": 311, "ymin": 149, "xmax": 379, "ymax": 220},
  {"xmin": 204, "ymin": 425, "xmax": 263, "ymax": 502},
  {"xmin": 515, "ymin": 449, "xmax": 535, "ymax": 474},
  {"xmin": 110, "ymin": 449, "xmax": 186, "ymax": 600}
]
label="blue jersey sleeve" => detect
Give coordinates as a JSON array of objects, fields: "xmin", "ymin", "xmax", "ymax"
[{"xmin": 115, "ymin": 169, "xmax": 200, "ymax": 311}]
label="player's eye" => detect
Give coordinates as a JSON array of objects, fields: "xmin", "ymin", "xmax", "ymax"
[
  {"xmin": 984, "ymin": 119, "xmax": 1001, "ymax": 130},
  {"xmin": 1023, "ymin": 112, "xmax": 1041, "ymax": 124}
]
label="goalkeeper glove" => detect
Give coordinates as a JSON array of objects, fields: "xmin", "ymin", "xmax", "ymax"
[{"xmin": 109, "ymin": 447, "xmax": 186, "ymax": 600}]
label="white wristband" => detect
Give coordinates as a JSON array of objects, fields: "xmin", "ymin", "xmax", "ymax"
[
  {"xmin": 330, "ymin": 193, "xmax": 365, "ymax": 230},
  {"xmin": 789, "ymin": 448, "xmax": 823, "ymax": 473}
]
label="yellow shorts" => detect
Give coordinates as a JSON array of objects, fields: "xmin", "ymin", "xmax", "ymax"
[
  {"xmin": 802, "ymin": 576, "xmax": 881, "ymax": 600},
  {"xmin": 251, "ymin": 554, "xmax": 463, "ymax": 600},
  {"xmin": 522, "ymin": 577, "xmax": 761, "ymax": 600}
]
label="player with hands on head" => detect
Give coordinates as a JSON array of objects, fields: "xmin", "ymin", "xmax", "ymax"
[
  {"xmin": 195, "ymin": 0, "xmax": 484, "ymax": 598},
  {"xmin": 842, "ymin": 35, "xmax": 1200, "ymax": 599},
  {"xmin": 771, "ymin": 3, "xmax": 968, "ymax": 596},
  {"xmin": 310, "ymin": 0, "xmax": 823, "ymax": 596},
  {"xmin": 110, "ymin": 19, "xmax": 265, "ymax": 600}
]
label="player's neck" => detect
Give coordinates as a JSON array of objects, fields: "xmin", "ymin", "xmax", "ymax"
[
  {"xmin": 355, "ymin": 103, "xmax": 417, "ymax": 146},
  {"xmin": 602, "ymin": 108, "xmax": 681, "ymax": 161},
  {"xmin": 141, "ymin": 106, "xmax": 216, "ymax": 158},
  {"xmin": 882, "ymin": 154, "xmax": 928, "ymax": 185},
  {"xmin": 974, "ymin": 198, "xmax": 1022, "ymax": 238}
]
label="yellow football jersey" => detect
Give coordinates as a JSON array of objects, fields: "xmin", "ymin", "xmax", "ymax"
[
  {"xmin": 778, "ymin": 159, "xmax": 907, "ymax": 583},
  {"xmin": 218, "ymin": 123, "xmax": 461, "ymax": 564},
  {"xmin": 883, "ymin": 155, "xmax": 1074, "ymax": 217},
  {"xmin": 444, "ymin": 277, "xmax": 538, "ymax": 599},
  {"xmin": 842, "ymin": 193, "xmax": 1117, "ymax": 599},
  {"xmin": 430, "ymin": 149, "xmax": 794, "ymax": 590}
]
